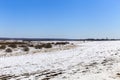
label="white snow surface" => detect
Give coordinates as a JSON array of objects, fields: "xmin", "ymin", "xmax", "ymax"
[{"xmin": 1, "ymin": 41, "xmax": 120, "ymax": 80}]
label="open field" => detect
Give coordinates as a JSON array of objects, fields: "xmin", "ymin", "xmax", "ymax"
[{"xmin": 1, "ymin": 41, "xmax": 120, "ymax": 80}]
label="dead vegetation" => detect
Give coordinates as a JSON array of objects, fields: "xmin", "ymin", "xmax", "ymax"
[
  {"xmin": 0, "ymin": 69, "xmax": 63, "ymax": 80},
  {"xmin": 23, "ymin": 47, "xmax": 29, "ymax": 52},
  {"xmin": 5, "ymin": 48, "xmax": 12, "ymax": 53},
  {"xmin": 0, "ymin": 75, "xmax": 16, "ymax": 80},
  {"xmin": 55, "ymin": 42, "xmax": 69, "ymax": 45},
  {"xmin": 8, "ymin": 44, "xmax": 17, "ymax": 48},
  {"xmin": 44, "ymin": 43, "xmax": 52, "ymax": 48},
  {"xmin": 0, "ymin": 45, "xmax": 6, "ymax": 49},
  {"xmin": 0, "ymin": 41, "xmax": 72, "ymax": 56},
  {"xmin": 35, "ymin": 44, "xmax": 44, "ymax": 49}
]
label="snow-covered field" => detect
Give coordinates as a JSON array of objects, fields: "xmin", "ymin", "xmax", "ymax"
[{"xmin": 1, "ymin": 41, "xmax": 120, "ymax": 80}]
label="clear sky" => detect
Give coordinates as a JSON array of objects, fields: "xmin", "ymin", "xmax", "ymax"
[{"xmin": 0, "ymin": 0, "xmax": 120, "ymax": 39}]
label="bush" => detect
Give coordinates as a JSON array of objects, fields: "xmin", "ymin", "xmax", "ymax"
[
  {"xmin": 28, "ymin": 44, "xmax": 34, "ymax": 47},
  {"xmin": 34, "ymin": 45, "xmax": 43, "ymax": 49},
  {"xmin": 51, "ymin": 42, "xmax": 55, "ymax": 44},
  {"xmin": 0, "ymin": 45, "xmax": 6, "ymax": 49},
  {"xmin": 55, "ymin": 42, "xmax": 69, "ymax": 45},
  {"xmin": 8, "ymin": 44, "xmax": 17, "ymax": 48},
  {"xmin": 5, "ymin": 48, "xmax": 12, "ymax": 52},
  {"xmin": 44, "ymin": 43, "xmax": 52, "ymax": 48},
  {"xmin": 23, "ymin": 47, "xmax": 29, "ymax": 51}
]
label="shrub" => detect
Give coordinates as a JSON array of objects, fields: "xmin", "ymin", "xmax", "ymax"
[
  {"xmin": 55, "ymin": 42, "xmax": 69, "ymax": 45},
  {"xmin": 44, "ymin": 43, "xmax": 52, "ymax": 48},
  {"xmin": 51, "ymin": 42, "xmax": 55, "ymax": 44},
  {"xmin": 28, "ymin": 44, "xmax": 34, "ymax": 47},
  {"xmin": 0, "ymin": 45, "xmax": 6, "ymax": 49},
  {"xmin": 5, "ymin": 48, "xmax": 12, "ymax": 52},
  {"xmin": 23, "ymin": 47, "xmax": 29, "ymax": 51},
  {"xmin": 34, "ymin": 45, "xmax": 43, "ymax": 49},
  {"xmin": 8, "ymin": 44, "xmax": 17, "ymax": 48}
]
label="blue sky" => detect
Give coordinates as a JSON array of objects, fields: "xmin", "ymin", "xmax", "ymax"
[{"xmin": 0, "ymin": 0, "xmax": 120, "ymax": 39}]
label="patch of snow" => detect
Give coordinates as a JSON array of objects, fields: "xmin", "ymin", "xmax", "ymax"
[{"xmin": 0, "ymin": 41, "xmax": 120, "ymax": 80}]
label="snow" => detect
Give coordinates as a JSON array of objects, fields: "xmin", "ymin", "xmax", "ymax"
[{"xmin": 0, "ymin": 41, "xmax": 120, "ymax": 80}]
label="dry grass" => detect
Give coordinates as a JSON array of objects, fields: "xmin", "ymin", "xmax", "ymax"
[
  {"xmin": 8, "ymin": 44, "xmax": 17, "ymax": 48},
  {"xmin": 0, "ymin": 41, "xmax": 72, "ymax": 57},
  {"xmin": 0, "ymin": 45, "xmax": 6, "ymax": 49}
]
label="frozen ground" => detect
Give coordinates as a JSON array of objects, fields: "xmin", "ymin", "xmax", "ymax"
[{"xmin": 1, "ymin": 41, "xmax": 120, "ymax": 80}]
